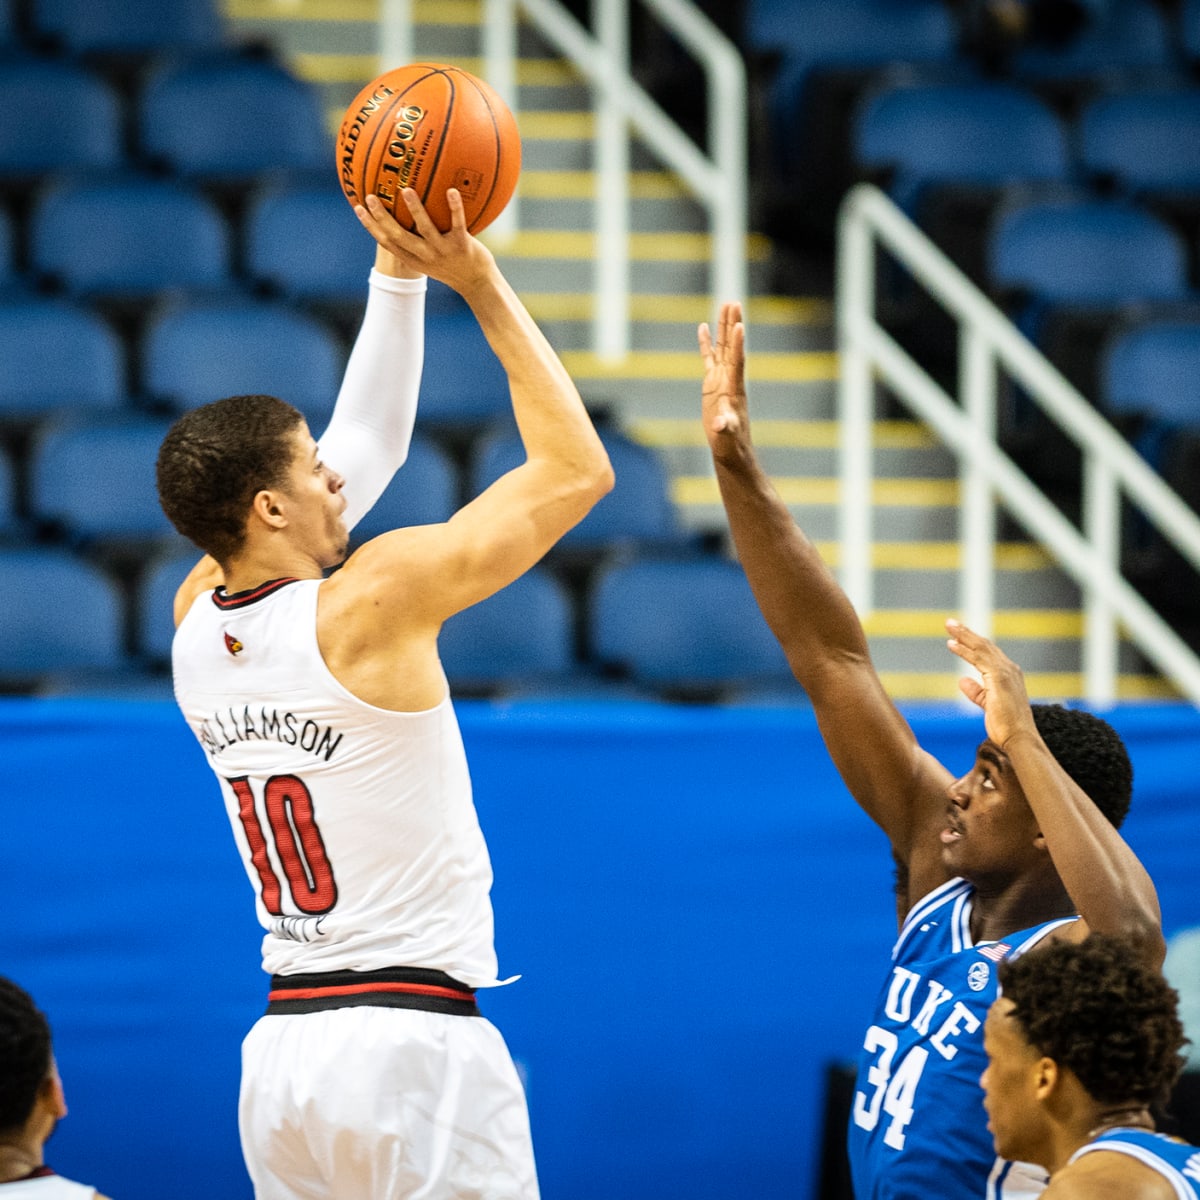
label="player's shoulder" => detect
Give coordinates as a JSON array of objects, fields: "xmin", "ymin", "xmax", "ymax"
[{"xmin": 1049, "ymin": 1149, "xmax": 1180, "ymax": 1200}]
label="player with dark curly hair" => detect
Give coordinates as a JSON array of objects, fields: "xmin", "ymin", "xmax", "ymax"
[
  {"xmin": 0, "ymin": 976, "xmax": 111, "ymax": 1197},
  {"xmin": 984, "ymin": 936, "xmax": 1196, "ymax": 1198},
  {"xmin": 699, "ymin": 302, "xmax": 1164, "ymax": 1200}
]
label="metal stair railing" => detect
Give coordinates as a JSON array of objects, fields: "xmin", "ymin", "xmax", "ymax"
[
  {"xmin": 379, "ymin": 0, "xmax": 746, "ymax": 360},
  {"xmin": 838, "ymin": 182, "xmax": 1200, "ymax": 705}
]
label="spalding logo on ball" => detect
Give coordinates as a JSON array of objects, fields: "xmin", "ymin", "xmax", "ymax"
[{"xmin": 336, "ymin": 62, "xmax": 521, "ymax": 234}]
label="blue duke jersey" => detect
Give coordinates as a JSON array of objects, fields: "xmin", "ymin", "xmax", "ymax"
[
  {"xmin": 848, "ymin": 877, "xmax": 1076, "ymax": 1200},
  {"xmin": 1070, "ymin": 1129, "xmax": 1200, "ymax": 1198}
]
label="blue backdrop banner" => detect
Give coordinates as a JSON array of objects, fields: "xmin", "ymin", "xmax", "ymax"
[{"xmin": 2, "ymin": 698, "xmax": 1198, "ymax": 1199}]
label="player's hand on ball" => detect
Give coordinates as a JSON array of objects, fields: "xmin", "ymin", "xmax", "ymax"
[{"xmin": 355, "ymin": 187, "xmax": 495, "ymax": 294}]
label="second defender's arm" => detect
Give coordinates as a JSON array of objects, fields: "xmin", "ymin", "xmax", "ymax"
[
  {"xmin": 700, "ymin": 302, "xmax": 952, "ymax": 875},
  {"xmin": 948, "ymin": 620, "xmax": 1165, "ymax": 966}
]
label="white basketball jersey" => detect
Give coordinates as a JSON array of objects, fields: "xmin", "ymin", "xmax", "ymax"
[
  {"xmin": 0, "ymin": 1175, "xmax": 97, "ymax": 1197},
  {"xmin": 172, "ymin": 577, "xmax": 502, "ymax": 985}
]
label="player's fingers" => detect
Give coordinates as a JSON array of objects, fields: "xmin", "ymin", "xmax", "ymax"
[
  {"xmin": 444, "ymin": 187, "xmax": 466, "ymax": 232},
  {"xmin": 399, "ymin": 187, "xmax": 443, "ymax": 241},
  {"xmin": 958, "ymin": 676, "xmax": 984, "ymax": 708},
  {"xmin": 698, "ymin": 322, "xmax": 713, "ymax": 358}
]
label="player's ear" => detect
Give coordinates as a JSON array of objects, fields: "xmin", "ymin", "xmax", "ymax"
[
  {"xmin": 1033, "ymin": 1055, "xmax": 1058, "ymax": 1102},
  {"xmin": 250, "ymin": 487, "xmax": 288, "ymax": 531}
]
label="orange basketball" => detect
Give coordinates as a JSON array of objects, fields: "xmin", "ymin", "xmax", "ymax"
[{"xmin": 336, "ymin": 62, "xmax": 521, "ymax": 235}]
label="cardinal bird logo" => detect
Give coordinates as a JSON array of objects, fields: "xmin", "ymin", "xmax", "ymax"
[{"xmin": 224, "ymin": 632, "xmax": 244, "ymax": 657}]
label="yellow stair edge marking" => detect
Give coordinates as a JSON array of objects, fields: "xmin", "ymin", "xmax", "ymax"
[
  {"xmin": 561, "ymin": 350, "xmax": 837, "ymax": 382},
  {"xmin": 226, "ymin": 0, "xmax": 486, "ymax": 21},
  {"xmin": 491, "ymin": 229, "xmax": 772, "ymax": 262},
  {"xmin": 860, "ymin": 611, "xmax": 1084, "ymax": 638},
  {"xmin": 878, "ymin": 673, "xmax": 1178, "ymax": 701},
  {"xmin": 523, "ymin": 294, "xmax": 831, "ymax": 325},
  {"xmin": 807, "ymin": 542, "xmax": 1055, "ymax": 571},
  {"xmin": 632, "ymin": 418, "xmax": 928, "ymax": 448},
  {"xmin": 299, "ymin": 53, "xmax": 576, "ymax": 86},
  {"xmin": 519, "ymin": 170, "xmax": 689, "ymax": 200},
  {"xmin": 674, "ymin": 476, "xmax": 957, "ymax": 505},
  {"xmin": 520, "ymin": 111, "xmax": 595, "ymax": 138}
]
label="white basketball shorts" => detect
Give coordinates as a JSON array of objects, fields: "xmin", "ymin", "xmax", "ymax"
[{"xmin": 239, "ymin": 1005, "xmax": 539, "ymax": 1200}]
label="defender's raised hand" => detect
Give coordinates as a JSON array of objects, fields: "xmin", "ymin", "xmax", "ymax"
[
  {"xmin": 946, "ymin": 618, "xmax": 1037, "ymax": 750},
  {"xmin": 698, "ymin": 301, "xmax": 749, "ymax": 463}
]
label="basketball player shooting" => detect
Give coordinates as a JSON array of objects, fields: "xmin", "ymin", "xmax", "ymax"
[
  {"xmin": 156, "ymin": 187, "xmax": 612, "ymax": 1199},
  {"xmin": 698, "ymin": 300, "xmax": 1165, "ymax": 1200}
]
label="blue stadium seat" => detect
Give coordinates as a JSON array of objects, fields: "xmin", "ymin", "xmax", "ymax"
[
  {"xmin": 29, "ymin": 175, "xmax": 232, "ymax": 299},
  {"xmin": 1012, "ymin": 0, "xmax": 1176, "ymax": 84},
  {"xmin": 1079, "ymin": 89, "xmax": 1200, "ymax": 194},
  {"xmin": 141, "ymin": 299, "xmax": 344, "ymax": 427},
  {"xmin": 349, "ymin": 434, "xmax": 459, "ymax": 541},
  {"xmin": 0, "ymin": 549, "xmax": 126, "ymax": 676},
  {"xmin": 1185, "ymin": 0, "xmax": 1200, "ymax": 65},
  {"xmin": 0, "ymin": 56, "xmax": 123, "ymax": 179},
  {"xmin": 439, "ymin": 567, "xmax": 576, "ymax": 693},
  {"xmin": 469, "ymin": 423, "xmax": 684, "ymax": 552},
  {"xmin": 590, "ymin": 555, "xmax": 794, "ymax": 693},
  {"xmin": 139, "ymin": 52, "xmax": 329, "ymax": 180},
  {"xmin": 29, "ymin": 0, "xmax": 221, "ymax": 57},
  {"xmin": 0, "ymin": 299, "xmax": 125, "ymax": 419},
  {"xmin": 855, "ymin": 81, "xmax": 1070, "ymax": 209},
  {"xmin": 1102, "ymin": 321, "xmax": 1200, "ymax": 428},
  {"xmin": 139, "ymin": 545, "xmax": 199, "ymax": 662},
  {"xmin": 745, "ymin": 0, "xmax": 956, "ymax": 95},
  {"xmin": 0, "ymin": 449, "xmax": 18, "ymax": 537},
  {"xmin": 988, "ymin": 197, "xmax": 1189, "ymax": 307},
  {"xmin": 418, "ymin": 306, "xmax": 511, "ymax": 429},
  {"xmin": 29, "ymin": 416, "xmax": 176, "ymax": 543},
  {"xmin": 244, "ymin": 177, "xmax": 376, "ymax": 303}
]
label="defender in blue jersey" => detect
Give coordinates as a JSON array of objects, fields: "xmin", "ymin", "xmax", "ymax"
[
  {"xmin": 698, "ymin": 302, "xmax": 1166, "ymax": 1199},
  {"xmin": 984, "ymin": 936, "xmax": 1196, "ymax": 1200}
]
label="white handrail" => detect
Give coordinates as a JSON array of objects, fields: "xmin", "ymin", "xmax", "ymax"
[
  {"xmin": 482, "ymin": 0, "xmax": 748, "ymax": 354},
  {"xmin": 838, "ymin": 183, "xmax": 1200, "ymax": 705}
]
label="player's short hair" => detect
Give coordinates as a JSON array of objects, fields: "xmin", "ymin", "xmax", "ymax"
[
  {"xmin": 998, "ymin": 935, "xmax": 1187, "ymax": 1109},
  {"xmin": 1030, "ymin": 704, "xmax": 1133, "ymax": 828},
  {"xmin": 0, "ymin": 976, "xmax": 53, "ymax": 1132},
  {"xmin": 156, "ymin": 394, "xmax": 306, "ymax": 565}
]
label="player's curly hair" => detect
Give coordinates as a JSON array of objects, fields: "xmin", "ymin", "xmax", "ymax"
[
  {"xmin": 156, "ymin": 394, "xmax": 306, "ymax": 566},
  {"xmin": 0, "ymin": 975, "xmax": 52, "ymax": 1132},
  {"xmin": 1030, "ymin": 704, "xmax": 1132, "ymax": 828},
  {"xmin": 998, "ymin": 935, "xmax": 1188, "ymax": 1109}
]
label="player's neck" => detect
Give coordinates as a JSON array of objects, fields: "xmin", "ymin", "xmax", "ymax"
[
  {"xmin": 222, "ymin": 545, "xmax": 325, "ymax": 595},
  {"xmin": 1048, "ymin": 1102, "xmax": 1157, "ymax": 1175},
  {"xmin": 968, "ymin": 871, "xmax": 1075, "ymax": 943},
  {"xmin": 0, "ymin": 1136, "xmax": 44, "ymax": 1183}
]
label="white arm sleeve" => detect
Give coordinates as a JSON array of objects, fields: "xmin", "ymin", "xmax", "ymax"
[{"xmin": 316, "ymin": 269, "xmax": 426, "ymax": 533}]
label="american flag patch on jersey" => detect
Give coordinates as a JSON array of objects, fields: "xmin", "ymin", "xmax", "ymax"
[{"xmin": 978, "ymin": 943, "xmax": 1012, "ymax": 962}]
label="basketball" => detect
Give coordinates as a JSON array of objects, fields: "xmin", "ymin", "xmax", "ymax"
[{"xmin": 336, "ymin": 62, "xmax": 521, "ymax": 235}]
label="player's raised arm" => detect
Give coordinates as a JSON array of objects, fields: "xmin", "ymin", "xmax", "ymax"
[
  {"xmin": 700, "ymin": 302, "xmax": 952, "ymax": 878},
  {"xmin": 342, "ymin": 187, "xmax": 612, "ymax": 622},
  {"xmin": 948, "ymin": 620, "xmax": 1164, "ymax": 965}
]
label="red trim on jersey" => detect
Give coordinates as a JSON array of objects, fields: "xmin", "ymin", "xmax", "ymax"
[
  {"xmin": 212, "ymin": 577, "xmax": 300, "ymax": 610},
  {"xmin": 7, "ymin": 1166, "xmax": 56, "ymax": 1180},
  {"xmin": 268, "ymin": 980, "xmax": 472, "ymax": 1002}
]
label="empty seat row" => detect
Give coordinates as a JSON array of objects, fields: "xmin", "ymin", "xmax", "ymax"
[
  {"xmin": 857, "ymin": 80, "xmax": 1200, "ymax": 209},
  {"xmin": 0, "ymin": 48, "xmax": 328, "ymax": 184},
  {"xmin": 0, "ymin": 287, "xmax": 513, "ymax": 428},
  {"xmin": 0, "ymin": 172, "xmax": 373, "ymax": 305},
  {"xmin": 0, "ymin": 547, "xmax": 796, "ymax": 702},
  {"xmin": 0, "ymin": 420, "xmax": 685, "ymax": 555}
]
